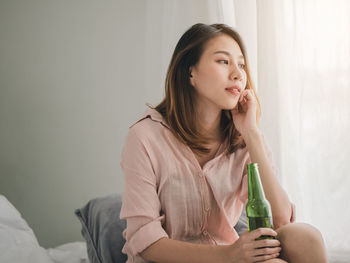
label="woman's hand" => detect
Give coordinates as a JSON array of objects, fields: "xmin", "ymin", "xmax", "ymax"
[
  {"xmin": 222, "ymin": 228, "xmax": 282, "ymax": 263},
  {"xmin": 231, "ymin": 89, "xmax": 258, "ymax": 135}
]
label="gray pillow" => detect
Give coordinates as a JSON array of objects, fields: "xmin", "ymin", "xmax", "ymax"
[
  {"xmin": 75, "ymin": 194, "xmax": 127, "ymax": 263},
  {"xmin": 75, "ymin": 194, "xmax": 248, "ymax": 263},
  {"xmin": 235, "ymin": 209, "xmax": 248, "ymax": 236}
]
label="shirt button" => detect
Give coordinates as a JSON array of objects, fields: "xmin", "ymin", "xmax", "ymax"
[
  {"xmin": 203, "ymin": 230, "xmax": 208, "ymax": 236},
  {"xmin": 199, "ymin": 172, "xmax": 205, "ymax": 177},
  {"xmin": 204, "ymin": 206, "xmax": 210, "ymax": 212}
]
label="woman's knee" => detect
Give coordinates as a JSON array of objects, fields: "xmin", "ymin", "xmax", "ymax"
[
  {"xmin": 276, "ymin": 222, "xmax": 328, "ymax": 262},
  {"xmin": 276, "ymin": 222, "xmax": 324, "ymax": 245}
]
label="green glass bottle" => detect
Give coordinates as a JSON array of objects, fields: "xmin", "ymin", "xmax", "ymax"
[{"xmin": 246, "ymin": 163, "xmax": 275, "ymax": 240}]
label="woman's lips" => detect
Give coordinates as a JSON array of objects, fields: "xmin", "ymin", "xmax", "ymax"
[{"xmin": 225, "ymin": 86, "xmax": 241, "ymax": 96}]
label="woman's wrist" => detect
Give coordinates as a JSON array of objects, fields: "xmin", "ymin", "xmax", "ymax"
[
  {"xmin": 214, "ymin": 245, "xmax": 232, "ymax": 263},
  {"xmin": 241, "ymin": 127, "xmax": 260, "ymax": 145}
]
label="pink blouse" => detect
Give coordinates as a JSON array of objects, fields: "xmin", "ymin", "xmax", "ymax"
[{"xmin": 120, "ymin": 107, "xmax": 274, "ymax": 263}]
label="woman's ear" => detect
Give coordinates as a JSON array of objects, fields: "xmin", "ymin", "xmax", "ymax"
[{"xmin": 189, "ymin": 66, "xmax": 195, "ymax": 86}]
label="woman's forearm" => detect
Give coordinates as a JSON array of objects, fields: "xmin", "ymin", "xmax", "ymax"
[
  {"xmin": 140, "ymin": 237, "xmax": 226, "ymax": 263},
  {"xmin": 243, "ymin": 129, "xmax": 292, "ymax": 227}
]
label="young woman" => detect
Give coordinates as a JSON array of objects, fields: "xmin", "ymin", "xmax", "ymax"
[{"xmin": 120, "ymin": 23, "xmax": 328, "ymax": 263}]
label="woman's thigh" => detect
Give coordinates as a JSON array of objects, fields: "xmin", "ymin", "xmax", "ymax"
[{"xmin": 275, "ymin": 222, "xmax": 328, "ymax": 263}]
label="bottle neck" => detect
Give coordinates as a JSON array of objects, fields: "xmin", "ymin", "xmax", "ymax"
[{"xmin": 247, "ymin": 163, "xmax": 266, "ymax": 200}]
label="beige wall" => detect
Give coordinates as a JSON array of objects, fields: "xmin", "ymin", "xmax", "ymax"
[
  {"xmin": 0, "ymin": 0, "xmax": 152, "ymax": 248},
  {"xmin": 0, "ymin": 0, "xmax": 223, "ymax": 248}
]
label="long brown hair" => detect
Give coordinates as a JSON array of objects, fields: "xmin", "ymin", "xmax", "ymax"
[{"xmin": 154, "ymin": 23, "xmax": 261, "ymax": 154}]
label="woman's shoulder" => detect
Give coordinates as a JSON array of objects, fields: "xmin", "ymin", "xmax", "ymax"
[{"xmin": 127, "ymin": 106, "xmax": 169, "ymax": 141}]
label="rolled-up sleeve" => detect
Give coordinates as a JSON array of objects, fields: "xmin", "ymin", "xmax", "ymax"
[{"xmin": 120, "ymin": 127, "xmax": 169, "ymax": 258}]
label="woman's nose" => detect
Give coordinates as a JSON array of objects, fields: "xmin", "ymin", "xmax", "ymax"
[{"xmin": 230, "ymin": 65, "xmax": 243, "ymax": 80}]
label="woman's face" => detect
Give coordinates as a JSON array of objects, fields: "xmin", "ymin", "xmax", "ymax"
[{"xmin": 190, "ymin": 34, "xmax": 247, "ymax": 112}]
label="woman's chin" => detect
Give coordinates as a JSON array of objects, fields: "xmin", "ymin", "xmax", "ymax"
[{"xmin": 221, "ymin": 101, "xmax": 238, "ymax": 111}]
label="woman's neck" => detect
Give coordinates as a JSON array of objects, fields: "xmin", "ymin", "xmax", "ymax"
[{"xmin": 195, "ymin": 106, "xmax": 222, "ymax": 142}]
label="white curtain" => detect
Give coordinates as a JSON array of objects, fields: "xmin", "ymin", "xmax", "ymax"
[{"xmin": 256, "ymin": 0, "xmax": 350, "ymax": 259}]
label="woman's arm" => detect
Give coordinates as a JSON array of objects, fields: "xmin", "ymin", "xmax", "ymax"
[
  {"xmin": 243, "ymin": 129, "xmax": 292, "ymax": 228},
  {"xmin": 232, "ymin": 89, "xmax": 293, "ymax": 228},
  {"xmin": 141, "ymin": 238, "xmax": 224, "ymax": 263},
  {"xmin": 141, "ymin": 228, "xmax": 281, "ymax": 263}
]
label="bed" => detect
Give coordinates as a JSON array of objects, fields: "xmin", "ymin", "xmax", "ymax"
[{"xmin": 0, "ymin": 194, "xmax": 89, "ymax": 263}]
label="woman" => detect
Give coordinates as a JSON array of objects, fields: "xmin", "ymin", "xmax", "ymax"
[{"xmin": 120, "ymin": 23, "xmax": 328, "ymax": 263}]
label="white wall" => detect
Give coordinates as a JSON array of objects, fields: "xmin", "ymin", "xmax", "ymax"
[
  {"xmin": 0, "ymin": 0, "xmax": 151, "ymax": 248},
  {"xmin": 0, "ymin": 0, "xmax": 223, "ymax": 248}
]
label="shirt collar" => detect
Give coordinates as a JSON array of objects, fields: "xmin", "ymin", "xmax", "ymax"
[{"xmin": 130, "ymin": 106, "xmax": 170, "ymax": 129}]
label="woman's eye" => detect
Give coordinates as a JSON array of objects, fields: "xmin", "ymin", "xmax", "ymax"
[
  {"xmin": 218, "ymin": 60, "xmax": 229, "ymax": 65},
  {"xmin": 239, "ymin": 64, "xmax": 246, "ymax": 69}
]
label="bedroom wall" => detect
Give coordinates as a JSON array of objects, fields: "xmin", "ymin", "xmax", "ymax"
[
  {"xmin": 0, "ymin": 0, "xmax": 145, "ymax": 248},
  {"xmin": 0, "ymin": 0, "xmax": 222, "ymax": 248}
]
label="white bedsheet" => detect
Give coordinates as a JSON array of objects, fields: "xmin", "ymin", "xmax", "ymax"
[
  {"xmin": 0, "ymin": 195, "xmax": 89, "ymax": 263},
  {"xmin": 47, "ymin": 242, "xmax": 89, "ymax": 263}
]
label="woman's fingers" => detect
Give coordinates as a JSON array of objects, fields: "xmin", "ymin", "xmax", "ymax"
[
  {"xmin": 253, "ymin": 246, "xmax": 281, "ymax": 256},
  {"xmin": 239, "ymin": 90, "xmax": 248, "ymax": 103},
  {"xmin": 230, "ymin": 229, "xmax": 281, "ymax": 262},
  {"xmin": 252, "ymin": 238, "xmax": 281, "ymax": 249},
  {"xmin": 239, "ymin": 89, "xmax": 254, "ymax": 103},
  {"xmin": 253, "ymin": 252, "xmax": 280, "ymax": 262},
  {"xmin": 248, "ymin": 228, "xmax": 278, "ymax": 240},
  {"xmin": 250, "ymin": 231, "xmax": 282, "ymax": 261}
]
